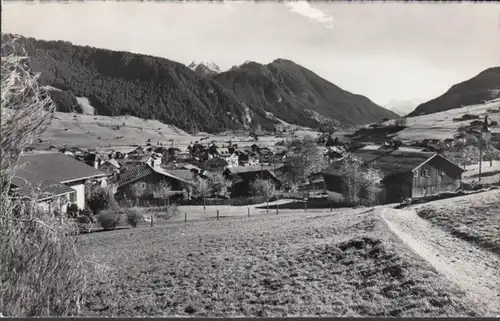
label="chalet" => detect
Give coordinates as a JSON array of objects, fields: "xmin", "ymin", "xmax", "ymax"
[
  {"xmin": 298, "ymin": 172, "xmax": 326, "ymax": 194},
  {"xmin": 114, "ymin": 163, "xmax": 195, "ymax": 202},
  {"xmin": 224, "ymin": 166, "xmax": 281, "ymax": 197},
  {"xmin": 9, "ymin": 152, "xmax": 107, "ymax": 212},
  {"xmin": 323, "ymin": 147, "xmax": 464, "ymax": 205},
  {"xmin": 204, "ymin": 158, "xmax": 229, "ymax": 173}
]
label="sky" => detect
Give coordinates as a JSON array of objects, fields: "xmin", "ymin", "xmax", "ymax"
[{"xmin": 2, "ymin": 1, "xmax": 499, "ymax": 107}]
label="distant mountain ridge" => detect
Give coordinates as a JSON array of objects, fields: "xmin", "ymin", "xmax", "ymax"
[
  {"xmin": 385, "ymin": 99, "xmax": 420, "ymax": 117},
  {"xmin": 3, "ymin": 34, "xmax": 397, "ymax": 133},
  {"xmin": 408, "ymin": 67, "xmax": 500, "ymax": 117},
  {"xmin": 212, "ymin": 58, "xmax": 398, "ymax": 129}
]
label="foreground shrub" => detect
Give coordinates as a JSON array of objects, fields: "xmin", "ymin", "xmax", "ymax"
[
  {"xmin": 96, "ymin": 210, "xmax": 121, "ymax": 231},
  {"xmin": 85, "ymin": 185, "xmax": 118, "ymax": 215},
  {"xmin": 124, "ymin": 208, "xmax": 141, "ymax": 228},
  {"xmin": 1, "ymin": 36, "xmax": 92, "ymax": 316},
  {"xmin": 0, "ymin": 198, "xmax": 90, "ymax": 316}
]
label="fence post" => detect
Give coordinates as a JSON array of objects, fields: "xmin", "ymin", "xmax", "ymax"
[
  {"xmin": 247, "ymin": 207, "xmax": 250, "ymax": 217},
  {"xmin": 184, "ymin": 212, "xmax": 187, "ymax": 224},
  {"xmin": 217, "ymin": 209, "xmax": 220, "ymax": 221},
  {"xmin": 304, "ymin": 199, "xmax": 307, "ymax": 212}
]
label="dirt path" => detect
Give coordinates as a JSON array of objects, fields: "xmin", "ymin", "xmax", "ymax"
[{"xmin": 378, "ymin": 207, "xmax": 500, "ymax": 316}]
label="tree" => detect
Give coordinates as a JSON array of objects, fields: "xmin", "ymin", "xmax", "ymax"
[
  {"xmin": 154, "ymin": 180, "xmax": 172, "ymax": 205},
  {"xmin": 251, "ymin": 179, "xmax": 276, "ymax": 213},
  {"xmin": 192, "ymin": 176, "xmax": 209, "ymax": 209},
  {"xmin": 206, "ymin": 172, "xmax": 231, "ymax": 198},
  {"xmin": 457, "ymin": 145, "xmax": 480, "ymax": 169},
  {"xmin": 285, "ymin": 135, "xmax": 329, "ymax": 185},
  {"xmin": 336, "ymin": 154, "xmax": 383, "ymax": 206}
]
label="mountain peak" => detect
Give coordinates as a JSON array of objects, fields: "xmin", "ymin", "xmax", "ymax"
[{"xmin": 188, "ymin": 60, "xmax": 221, "ymax": 76}]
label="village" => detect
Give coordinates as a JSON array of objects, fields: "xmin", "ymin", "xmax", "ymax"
[{"xmin": 10, "ymin": 113, "xmax": 500, "ymax": 229}]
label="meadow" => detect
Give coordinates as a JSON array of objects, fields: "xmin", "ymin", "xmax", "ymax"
[
  {"xmin": 415, "ymin": 189, "xmax": 500, "ymax": 255},
  {"xmin": 78, "ymin": 205, "xmax": 485, "ymax": 317}
]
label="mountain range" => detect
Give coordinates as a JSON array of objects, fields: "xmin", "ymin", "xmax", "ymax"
[
  {"xmin": 385, "ymin": 99, "xmax": 421, "ymax": 117},
  {"xmin": 3, "ymin": 34, "xmax": 398, "ymax": 134},
  {"xmin": 408, "ymin": 67, "xmax": 500, "ymax": 117}
]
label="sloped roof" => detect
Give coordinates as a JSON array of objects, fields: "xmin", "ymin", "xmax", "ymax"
[
  {"xmin": 116, "ymin": 164, "xmax": 154, "ymax": 187},
  {"xmin": 116, "ymin": 164, "xmax": 195, "ymax": 188},
  {"xmin": 11, "ymin": 179, "xmax": 76, "ymax": 201},
  {"xmin": 355, "ymin": 149, "xmax": 435, "ymax": 177},
  {"xmin": 12, "ymin": 152, "xmax": 105, "ymax": 188},
  {"xmin": 325, "ymin": 149, "xmax": 440, "ymax": 178}
]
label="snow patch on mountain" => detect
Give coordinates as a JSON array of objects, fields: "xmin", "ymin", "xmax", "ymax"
[
  {"xmin": 76, "ymin": 97, "xmax": 95, "ymax": 115},
  {"xmin": 188, "ymin": 60, "xmax": 221, "ymax": 76}
]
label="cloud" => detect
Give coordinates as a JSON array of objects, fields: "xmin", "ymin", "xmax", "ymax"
[{"xmin": 285, "ymin": 1, "xmax": 334, "ymax": 29}]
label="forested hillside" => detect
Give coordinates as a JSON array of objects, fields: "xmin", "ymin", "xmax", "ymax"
[
  {"xmin": 3, "ymin": 34, "xmax": 254, "ymax": 133},
  {"xmin": 212, "ymin": 59, "xmax": 398, "ymax": 128},
  {"xmin": 3, "ymin": 34, "xmax": 397, "ymax": 133}
]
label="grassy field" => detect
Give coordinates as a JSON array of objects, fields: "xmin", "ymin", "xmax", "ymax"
[
  {"xmin": 78, "ymin": 206, "xmax": 484, "ymax": 317},
  {"xmin": 415, "ymin": 189, "xmax": 500, "ymax": 255},
  {"xmin": 390, "ymin": 99, "xmax": 500, "ymax": 142},
  {"xmin": 35, "ymin": 112, "xmax": 320, "ymax": 150},
  {"xmin": 462, "ymin": 160, "xmax": 500, "ymax": 185}
]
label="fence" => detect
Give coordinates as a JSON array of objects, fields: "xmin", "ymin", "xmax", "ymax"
[{"xmin": 118, "ymin": 196, "xmax": 269, "ymax": 208}]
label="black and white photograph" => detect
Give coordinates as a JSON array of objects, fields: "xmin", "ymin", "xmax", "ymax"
[{"xmin": 1, "ymin": 0, "xmax": 499, "ymax": 318}]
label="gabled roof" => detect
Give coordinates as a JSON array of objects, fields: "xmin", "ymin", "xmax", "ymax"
[
  {"xmin": 325, "ymin": 149, "xmax": 434, "ymax": 178},
  {"xmin": 116, "ymin": 164, "xmax": 195, "ymax": 188},
  {"xmin": 354, "ymin": 149, "xmax": 436, "ymax": 177},
  {"xmin": 12, "ymin": 153, "xmax": 106, "ymax": 190}
]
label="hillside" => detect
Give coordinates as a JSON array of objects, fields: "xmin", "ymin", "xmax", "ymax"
[
  {"xmin": 212, "ymin": 59, "xmax": 398, "ymax": 129},
  {"xmin": 3, "ymin": 34, "xmax": 254, "ymax": 133},
  {"xmin": 408, "ymin": 67, "xmax": 500, "ymax": 117},
  {"xmin": 3, "ymin": 34, "xmax": 396, "ymax": 134}
]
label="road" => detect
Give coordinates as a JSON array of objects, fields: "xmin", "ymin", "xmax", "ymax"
[{"xmin": 379, "ymin": 207, "xmax": 500, "ymax": 316}]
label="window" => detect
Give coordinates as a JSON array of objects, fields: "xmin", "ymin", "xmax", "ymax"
[
  {"xmin": 413, "ymin": 170, "xmax": 418, "ymax": 178},
  {"xmin": 439, "ymin": 170, "xmax": 445, "ymax": 177},
  {"xmin": 141, "ymin": 183, "xmax": 146, "ymax": 189},
  {"xmin": 69, "ymin": 192, "xmax": 76, "ymax": 203}
]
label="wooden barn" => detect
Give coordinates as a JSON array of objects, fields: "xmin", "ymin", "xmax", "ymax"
[
  {"xmin": 323, "ymin": 146, "xmax": 465, "ymax": 205},
  {"xmin": 114, "ymin": 164, "xmax": 195, "ymax": 203},
  {"xmin": 224, "ymin": 166, "xmax": 281, "ymax": 197}
]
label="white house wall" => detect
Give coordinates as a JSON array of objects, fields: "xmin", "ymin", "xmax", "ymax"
[{"xmin": 68, "ymin": 183, "xmax": 86, "ymax": 209}]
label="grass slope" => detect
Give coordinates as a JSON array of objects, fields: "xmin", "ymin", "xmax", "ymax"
[
  {"xmin": 78, "ymin": 207, "xmax": 482, "ymax": 317},
  {"xmin": 416, "ymin": 189, "xmax": 500, "ymax": 255}
]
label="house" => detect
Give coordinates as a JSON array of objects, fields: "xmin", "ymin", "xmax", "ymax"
[
  {"xmin": 204, "ymin": 158, "xmax": 229, "ymax": 173},
  {"xmin": 9, "ymin": 152, "xmax": 107, "ymax": 212},
  {"xmin": 224, "ymin": 166, "xmax": 281, "ymax": 197},
  {"xmin": 114, "ymin": 163, "xmax": 195, "ymax": 202},
  {"xmin": 225, "ymin": 152, "xmax": 240, "ymax": 168},
  {"xmin": 323, "ymin": 147, "xmax": 465, "ymax": 205},
  {"xmin": 100, "ymin": 159, "xmax": 121, "ymax": 176},
  {"xmin": 298, "ymin": 172, "xmax": 326, "ymax": 193}
]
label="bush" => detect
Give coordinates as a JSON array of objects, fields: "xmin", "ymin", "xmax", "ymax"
[
  {"xmin": 124, "ymin": 208, "xmax": 140, "ymax": 228},
  {"xmin": 96, "ymin": 210, "xmax": 121, "ymax": 231},
  {"xmin": 66, "ymin": 203, "xmax": 79, "ymax": 218},
  {"xmin": 85, "ymin": 185, "xmax": 117, "ymax": 215}
]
